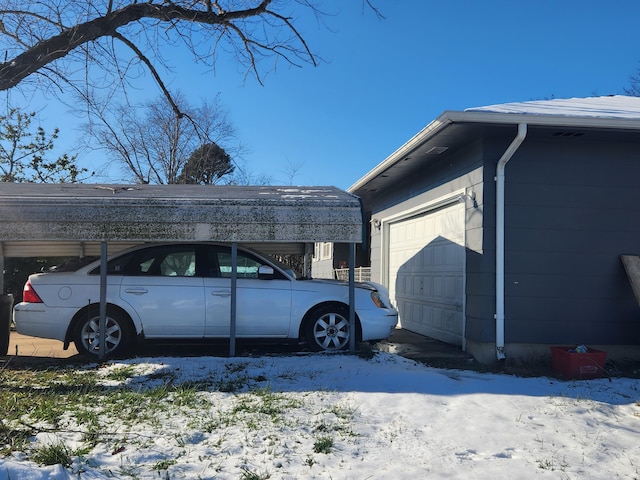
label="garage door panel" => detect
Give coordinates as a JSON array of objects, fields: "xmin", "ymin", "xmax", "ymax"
[{"xmin": 388, "ymin": 202, "xmax": 464, "ymax": 346}]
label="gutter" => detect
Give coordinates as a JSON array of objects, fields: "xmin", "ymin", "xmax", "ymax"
[{"xmin": 495, "ymin": 123, "xmax": 527, "ymax": 360}]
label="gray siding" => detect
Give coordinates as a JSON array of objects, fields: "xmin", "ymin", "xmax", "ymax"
[
  {"xmin": 463, "ymin": 137, "xmax": 512, "ymax": 344},
  {"xmin": 363, "ymin": 124, "xmax": 640, "ymax": 351},
  {"xmin": 368, "ymin": 140, "xmax": 484, "ymax": 293},
  {"xmin": 312, "ymin": 258, "xmax": 335, "ymax": 279},
  {"xmin": 503, "ymin": 136, "xmax": 640, "ymax": 345}
]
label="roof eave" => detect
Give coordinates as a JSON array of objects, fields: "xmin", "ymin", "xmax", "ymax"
[
  {"xmin": 348, "ymin": 113, "xmax": 454, "ymax": 193},
  {"xmin": 349, "ymin": 110, "xmax": 640, "ymax": 194}
]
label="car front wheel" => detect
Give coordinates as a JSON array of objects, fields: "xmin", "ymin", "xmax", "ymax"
[
  {"xmin": 73, "ymin": 307, "xmax": 132, "ymax": 358},
  {"xmin": 305, "ymin": 306, "xmax": 352, "ymax": 352}
]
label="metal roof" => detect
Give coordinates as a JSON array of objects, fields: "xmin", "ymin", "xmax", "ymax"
[{"xmin": 0, "ymin": 184, "xmax": 363, "ymax": 257}]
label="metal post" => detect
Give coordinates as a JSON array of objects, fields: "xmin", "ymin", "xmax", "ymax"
[
  {"xmin": 229, "ymin": 242, "xmax": 238, "ymax": 356},
  {"xmin": 304, "ymin": 243, "xmax": 313, "ymax": 278},
  {"xmin": 348, "ymin": 242, "xmax": 356, "ymax": 353},
  {"xmin": 0, "ymin": 242, "xmax": 4, "ymax": 293},
  {"xmin": 99, "ymin": 241, "xmax": 107, "ymax": 360}
]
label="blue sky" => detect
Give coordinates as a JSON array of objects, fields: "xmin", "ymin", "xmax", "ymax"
[{"xmin": 8, "ymin": 1, "xmax": 640, "ymax": 189}]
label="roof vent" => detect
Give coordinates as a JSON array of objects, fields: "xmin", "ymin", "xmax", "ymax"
[
  {"xmin": 425, "ymin": 146, "xmax": 449, "ymax": 155},
  {"xmin": 551, "ymin": 131, "xmax": 585, "ymax": 138}
]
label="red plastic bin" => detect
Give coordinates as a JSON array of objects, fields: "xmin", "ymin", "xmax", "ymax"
[{"xmin": 550, "ymin": 346, "xmax": 607, "ymax": 380}]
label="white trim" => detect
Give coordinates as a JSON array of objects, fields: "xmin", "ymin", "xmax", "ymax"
[
  {"xmin": 378, "ymin": 189, "xmax": 466, "ymax": 226},
  {"xmin": 461, "ymin": 206, "xmax": 467, "ymax": 352}
]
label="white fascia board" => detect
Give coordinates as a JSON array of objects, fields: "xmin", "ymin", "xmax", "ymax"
[
  {"xmin": 348, "ymin": 114, "xmax": 453, "ymax": 193},
  {"xmin": 448, "ymin": 110, "xmax": 640, "ymax": 129}
]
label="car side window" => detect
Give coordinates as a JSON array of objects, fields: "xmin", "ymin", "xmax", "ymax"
[
  {"xmin": 89, "ymin": 252, "xmax": 136, "ymax": 275},
  {"xmin": 130, "ymin": 246, "xmax": 197, "ymax": 277},
  {"xmin": 217, "ymin": 251, "xmax": 262, "ymax": 279},
  {"xmin": 204, "ymin": 245, "xmax": 289, "ymax": 280},
  {"xmin": 159, "ymin": 251, "xmax": 196, "ymax": 277}
]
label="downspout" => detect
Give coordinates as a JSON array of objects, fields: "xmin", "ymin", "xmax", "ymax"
[{"xmin": 495, "ymin": 123, "xmax": 527, "ymax": 360}]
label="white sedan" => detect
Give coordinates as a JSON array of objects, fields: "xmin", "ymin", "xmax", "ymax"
[{"xmin": 14, "ymin": 243, "xmax": 398, "ymax": 358}]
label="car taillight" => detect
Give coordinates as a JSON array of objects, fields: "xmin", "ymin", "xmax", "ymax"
[{"xmin": 22, "ymin": 281, "xmax": 43, "ymax": 303}]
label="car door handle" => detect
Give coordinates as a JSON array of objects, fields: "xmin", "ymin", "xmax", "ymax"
[
  {"xmin": 210, "ymin": 290, "xmax": 231, "ymax": 297},
  {"xmin": 125, "ymin": 288, "xmax": 148, "ymax": 295}
]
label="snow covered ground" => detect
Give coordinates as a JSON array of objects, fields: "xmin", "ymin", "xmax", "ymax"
[{"xmin": 1, "ymin": 351, "xmax": 639, "ymax": 479}]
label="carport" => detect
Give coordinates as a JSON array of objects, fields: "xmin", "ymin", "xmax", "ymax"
[{"xmin": 0, "ymin": 183, "xmax": 364, "ymax": 357}]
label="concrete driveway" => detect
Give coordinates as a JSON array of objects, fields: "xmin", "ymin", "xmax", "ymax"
[
  {"xmin": 3, "ymin": 329, "xmax": 472, "ymax": 366},
  {"xmin": 7, "ymin": 331, "xmax": 78, "ymax": 359}
]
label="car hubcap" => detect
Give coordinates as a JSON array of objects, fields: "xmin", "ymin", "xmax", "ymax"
[
  {"xmin": 82, "ymin": 316, "xmax": 122, "ymax": 354},
  {"xmin": 314, "ymin": 312, "xmax": 349, "ymax": 350}
]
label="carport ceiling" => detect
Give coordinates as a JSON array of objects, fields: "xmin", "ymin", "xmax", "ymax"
[{"xmin": 0, "ymin": 184, "xmax": 363, "ymax": 257}]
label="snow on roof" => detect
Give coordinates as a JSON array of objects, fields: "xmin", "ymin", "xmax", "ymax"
[{"xmin": 466, "ymin": 95, "xmax": 640, "ymax": 119}]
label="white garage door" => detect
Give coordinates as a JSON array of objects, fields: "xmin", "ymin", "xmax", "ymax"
[{"xmin": 388, "ymin": 202, "xmax": 465, "ymax": 346}]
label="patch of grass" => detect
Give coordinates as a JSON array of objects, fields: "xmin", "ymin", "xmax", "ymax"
[
  {"xmin": 329, "ymin": 402, "xmax": 358, "ymax": 420},
  {"xmin": 0, "ymin": 357, "xmax": 367, "ymax": 477},
  {"xmin": 103, "ymin": 365, "xmax": 137, "ymax": 382},
  {"xmin": 536, "ymin": 455, "xmax": 568, "ymax": 472},
  {"xmin": 31, "ymin": 442, "xmax": 73, "ymax": 467},
  {"xmin": 217, "ymin": 378, "xmax": 245, "ymax": 392},
  {"xmin": 153, "ymin": 458, "xmax": 177, "ymax": 471},
  {"xmin": 233, "ymin": 387, "xmax": 301, "ymax": 419},
  {"xmin": 313, "ymin": 435, "xmax": 333, "ymax": 454},
  {"xmin": 170, "ymin": 382, "xmax": 200, "ymax": 407},
  {"xmin": 0, "ymin": 370, "xmax": 93, "ymax": 432},
  {"xmin": 0, "ymin": 422, "xmax": 32, "ymax": 456},
  {"xmin": 76, "ymin": 410, "xmax": 103, "ymax": 446},
  {"xmin": 240, "ymin": 466, "xmax": 271, "ymax": 480}
]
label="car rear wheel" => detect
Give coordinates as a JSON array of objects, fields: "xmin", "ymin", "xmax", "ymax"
[
  {"xmin": 305, "ymin": 306, "xmax": 352, "ymax": 352},
  {"xmin": 73, "ymin": 307, "xmax": 132, "ymax": 358}
]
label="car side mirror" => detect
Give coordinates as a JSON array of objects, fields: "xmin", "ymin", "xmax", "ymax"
[{"xmin": 258, "ymin": 265, "xmax": 275, "ymax": 280}]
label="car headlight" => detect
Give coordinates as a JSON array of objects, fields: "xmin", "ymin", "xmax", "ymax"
[{"xmin": 370, "ymin": 291, "xmax": 388, "ymax": 309}]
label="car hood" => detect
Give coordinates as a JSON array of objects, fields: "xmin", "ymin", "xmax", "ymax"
[{"xmin": 301, "ymin": 278, "xmax": 379, "ymax": 292}]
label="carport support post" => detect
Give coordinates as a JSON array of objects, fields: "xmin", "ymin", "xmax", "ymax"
[
  {"xmin": 99, "ymin": 241, "xmax": 107, "ymax": 360},
  {"xmin": 229, "ymin": 242, "xmax": 238, "ymax": 357},
  {"xmin": 349, "ymin": 242, "xmax": 356, "ymax": 353},
  {"xmin": 0, "ymin": 242, "xmax": 4, "ymax": 292}
]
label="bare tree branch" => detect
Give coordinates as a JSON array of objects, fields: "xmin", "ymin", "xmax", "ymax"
[
  {"xmin": 624, "ymin": 63, "xmax": 640, "ymax": 97},
  {"xmin": 0, "ymin": 0, "xmax": 381, "ymax": 158},
  {"xmin": 364, "ymin": 0, "xmax": 385, "ymax": 19},
  {"xmin": 85, "ymin": 90, "xmax": 240, "ymax": 185},
  {"xmin": 112, "ymin": 31, "xmax": 183, "ymax": 118},
  {"xmin": 0, "ymin": 1, "xmax": 314, "ymax": 91}
]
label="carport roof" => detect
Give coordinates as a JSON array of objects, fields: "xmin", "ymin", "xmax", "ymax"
[{"xmin": 0, "ymin": 184, "xmax": 363, "ymax": 257}]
